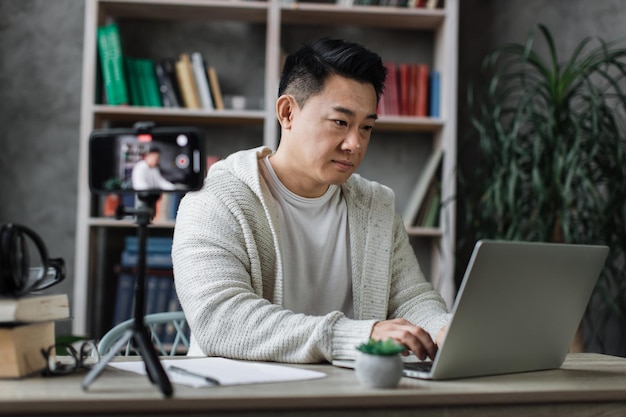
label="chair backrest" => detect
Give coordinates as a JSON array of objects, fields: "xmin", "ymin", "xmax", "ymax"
[{"xmin": 98, "ymin": 311, "xmax": 190, "ymax": 356}]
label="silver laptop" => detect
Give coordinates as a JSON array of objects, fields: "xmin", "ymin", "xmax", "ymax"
[{"xmin": 333, "ymin": 239, "xmax": 609, "ymax": 380}]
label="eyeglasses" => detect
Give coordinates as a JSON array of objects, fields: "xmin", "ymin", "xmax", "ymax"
[{"xmin": 40, "ymin": 341, "xmax": 100, "ymax": 377}]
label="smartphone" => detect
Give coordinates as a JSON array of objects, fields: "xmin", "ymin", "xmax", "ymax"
[{"xmin": 89, "ymin": 126, "xmax": 205, "ymax": 194}]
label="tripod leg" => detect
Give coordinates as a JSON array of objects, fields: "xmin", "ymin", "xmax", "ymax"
[
  {"xmin": 133, "ymin": 324, "xmax": 173, "ymax": 397},
  {"xmin": 82, "ymin": 328, "xmax": 134, "ymax": 391}
]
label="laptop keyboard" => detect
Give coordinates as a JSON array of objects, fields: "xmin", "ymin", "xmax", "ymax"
[{"xmin": 403, "ymin": 361, "xmax": 433, "ymax": 372}]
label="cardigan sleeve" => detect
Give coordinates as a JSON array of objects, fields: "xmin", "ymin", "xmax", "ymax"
[{"xmin": 387, "ymin": 212, "xmax": 452, "ymax": 337}]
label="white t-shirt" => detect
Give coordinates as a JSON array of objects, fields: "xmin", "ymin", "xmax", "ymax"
[
  {"xmin": 260, "ymin": 156, "xmax": 353, "ymax": 318},
  {"xmin": 131, "ymin": 159, "xmax": 176, "ymax": 190}
]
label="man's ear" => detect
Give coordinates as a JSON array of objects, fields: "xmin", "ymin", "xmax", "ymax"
[{"xmin": 276, "ymin": 94, "xmax": 297, "ymax": 129}]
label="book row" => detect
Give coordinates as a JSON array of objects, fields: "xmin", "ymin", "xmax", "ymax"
[
  {"xmin": 114, "ymin": 269, "xmax": 180, "ymax": 320},
  {"xmin": 335, "ymin": 0, "xmax": 440, "ymax": 7},
  {"xmin": 97, "ymin": 23, "xmax": 231, "ymax": 111},
  {"xmin": 378, "ymin": 63, "xmax": 440, "ymax": 118},
  {"xmin": 112, "ymin": 235, "xmax": 187, "ymax": 346}
]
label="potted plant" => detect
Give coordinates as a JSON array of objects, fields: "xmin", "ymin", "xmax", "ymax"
[
  {"xmin": 462, "ymin": 24, "xmax": 626, "ymax": 355},
  {"xmin": 354, "ymin": 339, "xmax": 405, "ymax": 388}
]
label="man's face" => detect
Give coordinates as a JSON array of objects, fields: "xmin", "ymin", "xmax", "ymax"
[
  {"xmin": 281, "ymin": 74, "xmax": 378, "ymax": 197},
  {"xmin": 145, "ymin": 151, "xmax": 160, "ymax": 168}
]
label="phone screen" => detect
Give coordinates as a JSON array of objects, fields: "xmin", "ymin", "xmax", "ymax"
[{"xmin": 89, "ymin": 127, "xmax": 205, "ymax": 194}]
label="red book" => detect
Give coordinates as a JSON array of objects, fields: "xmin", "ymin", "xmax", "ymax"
[
  {"xmin": 385, "ymin": 62, "xmax": 399, "ymax": 115},
  {"xmin": 408, "ymin": 65, "xmax": 418, "ymax": 115},
  {"xmin": 416, "ymin": 64, "xmax": 429, "ymax": 117},
  {"xmin": 399, "ymin": 64, "xmax": 411, "ymax": 116}
]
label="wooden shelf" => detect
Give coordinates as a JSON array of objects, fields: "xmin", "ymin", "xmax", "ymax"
[
  {"xmin": 92, "ymin": 105, "xmax": 265, "ymax": 126},
  {"xmin": 92, "ymin": 105, "xmax": 441, "ymax": 131},
  {"xmin": 98, "ymin": 0, "xmax": 269, "ymax": 22},
  {"xmin": 406, "ymin": 226, "xmax": 443, "ymax": 237},
  {"xmin": 281, "ymin": 2, "xmax": 444, "ymax": 29},
  {"xmin": 375, "ymin": 115, "xmax": 444, "ymax": 132},
  {"xmin": 74, "ymin": 0, "xmax": 459, "ymax": 336},
  {"xmin": 88, "ymin": 217, "xmax": 176, "ymax": 228}
]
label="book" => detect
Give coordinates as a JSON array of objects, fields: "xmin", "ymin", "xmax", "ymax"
[
  {"xmin": 415, "ymin": 64, "xmax": 429, "ymax": 117},
  {"xmin": 408, "ymin": 64, "xmax": 417, "ymax": 115},
  {"xmin": 113, "ymin": 268, "xmax": 174, "ymax": 326},
  {"xmin": 0, "ymin": 321, "xmax": 55, "ymax": 378},
  {"xmin": 207, "ymin": 66, "xmax": 224, "ymax": 110},
  {"xmin": 152, "ymin": 276, "xmax": 173, "ymax": 315},
  {"xmin": 138, "ymin": 58, "xmax": 163, "ymax": 107},
  {"xmin": 382, "ymin": 62, "xmax": 399, "ymax": 116},
  {"xmin": 145, "ymin": 275, "xmax": 161, "ymax": 315},
  {"xmin": 191, "ymin": 52, "xmax": 215, "ymax": 110},
  {"xmin": 124, "ymin": 236, "xmax": 173, "ymax": 253},
  {"xmin": 160, "ymin": 58, "xmax": 184, "ymax": 107},
  {"xmin": 429, "ymin": 70, "xmax": 441, "ymax": 117},
  {"xmin": 175, "ymin": 53, "xmax": 201, "ymax": 109},
  {"xmin": 147, "ymin": 275, "xmax": 174, "ymax": 338},
  {"xmin": 0, "ymin": 294, "xmax": 70, "ymax": 323},
  {"xmin": 399, "ymin": 63, "xmax": 410, "ymax": 115},
  {"xmin": 155, "ymin": 61, "xmax": 180, "ymax": 107},
  {"xmin": 422, "ymin": 181, "xmax": 441, "ymax": 227},
  {"xmin": 415, "ymin": 179, "xmax": 441, "ymax": 227},
  {"xmin": 160, "ymin": 286, "xmax": 185, "ymax": 344},
  {"xmin": 96, "ymin": 23, "xmax": 129, "ymax": 105},
  {"xmin": 121, "ymin": 251, "xmax": 172, "ymax": 269},
  {"xmin": 402, "ymin": 147, "xmax": 443, "ymax": 228},
  {"xmin": 113, "ymin": 271, "xmax": 135, "ymax": 325}
]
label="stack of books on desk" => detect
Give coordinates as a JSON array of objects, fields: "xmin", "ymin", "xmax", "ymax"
[{"xmin": 0, "ymin": 293, "xmax": 70, "ymax": 378}]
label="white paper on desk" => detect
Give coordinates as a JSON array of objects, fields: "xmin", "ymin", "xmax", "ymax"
[{"xmin": 108, "ymin": 357, "xmax": 326, "ymax": 388}]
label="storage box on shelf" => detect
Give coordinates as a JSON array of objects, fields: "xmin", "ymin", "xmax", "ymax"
[{"xmin": 75, "ymin": 0, "xmax": 458, "ymax": 336}]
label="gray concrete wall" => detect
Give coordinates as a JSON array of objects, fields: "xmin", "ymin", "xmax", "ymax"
[
  {"xmin": 0, "ymin": 0, "xmax": 84, "ymax": 336},
  {"xmin": 1, "ymin": 0, "xmax": 625, "ymax": 341}
]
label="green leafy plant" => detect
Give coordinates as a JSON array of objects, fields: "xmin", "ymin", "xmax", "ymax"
[
  {"xmin": 357, "ymin": 339, "xmax": 405, "ymax": 356},
  {"xmin": 103, "ymin": 177, "xmax": 122, "ymax": 191},
  {"xmin": 463, "ymin": 24, "xmax": 626, "ymax": 355}
]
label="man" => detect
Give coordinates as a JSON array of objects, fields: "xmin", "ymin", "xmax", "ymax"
[
  {"xmin": 172, "ymin": 38, "xmax": 450, "ymax": 364},
  {"xmin": 131, "ymin": 146, "xmax": 176, "ymax": 191}
]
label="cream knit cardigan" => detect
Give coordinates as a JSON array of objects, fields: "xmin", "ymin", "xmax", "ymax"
[{"xmin": 172, "ymin": 147, "xmax": 450, "ymax": 363}]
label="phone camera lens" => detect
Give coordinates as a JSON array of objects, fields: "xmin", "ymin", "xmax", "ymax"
[{"xmin": 176, "ymin": 154, "xmax": 190, "ymax": 169}]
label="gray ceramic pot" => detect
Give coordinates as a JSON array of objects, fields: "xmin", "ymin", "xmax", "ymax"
[{"xmin": 355, "ymin": 351, "xmax": 403, "ymax": 388}]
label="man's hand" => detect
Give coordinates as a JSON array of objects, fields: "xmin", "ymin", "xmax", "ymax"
[{"xmin": 370, "ymin": 318, "xmax": 437, "ymax": 361}]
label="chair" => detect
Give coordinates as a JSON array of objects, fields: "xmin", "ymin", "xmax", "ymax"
[{"xmin": 98, "ymin": 311, "xmax": 190, "ymax": 356}]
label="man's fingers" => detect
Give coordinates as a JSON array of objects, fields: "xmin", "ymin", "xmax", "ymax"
[
  {"xmin": 370, "ymin": 319, "xmax": 438, "ymax": 360},
  {"xmin": 398, "ymin": 327, "xmax": 436, "ymax": 360}
]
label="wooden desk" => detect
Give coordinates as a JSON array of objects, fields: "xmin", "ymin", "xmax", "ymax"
[{"xmin": 2, "ymin": 353, "xmax": 626, "ymax": 417}]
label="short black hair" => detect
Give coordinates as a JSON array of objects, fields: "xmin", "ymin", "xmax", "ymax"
[
  {"xmin": 278, "ymin": 38, "xmax": 387, "ymax": 107},
  {"xmin": 147, "ymin": 145, "xmax": 161, "ymax": 154}
]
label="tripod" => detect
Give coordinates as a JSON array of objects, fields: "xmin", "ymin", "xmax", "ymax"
[{"xmin": 82, "ymin": 193, "xmax": 173, "ymax": 397}]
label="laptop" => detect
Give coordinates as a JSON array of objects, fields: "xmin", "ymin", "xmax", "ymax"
[{"xmin": 333, "ymin": 239, "xmax": 609, "ymax": 380}]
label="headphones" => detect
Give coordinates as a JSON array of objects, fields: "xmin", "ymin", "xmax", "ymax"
[{"xmin": 0, "ymin": 224, "xmax": 65, "ymax": 297}]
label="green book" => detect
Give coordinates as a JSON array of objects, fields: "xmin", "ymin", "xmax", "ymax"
[
  {"xmin": 139, "ymin": 59, "xmax": 163, "ymax": 107},
  {"xmin": 423, "ymin": 183, "xmax": 441, "ymax": 228},
  {"xmin": 97, "ymin": 24, "xmax": 129, "ymax": 105},
  {"xmin": 125, "ymin": 57, "xmax": 142, "ymax": 106}
]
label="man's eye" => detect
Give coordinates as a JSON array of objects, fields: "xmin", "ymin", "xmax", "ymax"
[
  {"xmin": 334, "ymin": 120, "xmax": 348, "ymax": 127},
  {"xmin": 363, "ymin": 125, "xmax": 374, "ymax": 132}
]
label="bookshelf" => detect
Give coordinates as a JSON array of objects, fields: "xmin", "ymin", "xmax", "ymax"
[{"xmin": 75, "ymin": 0, "xmax": 458, "ymax": 337}]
